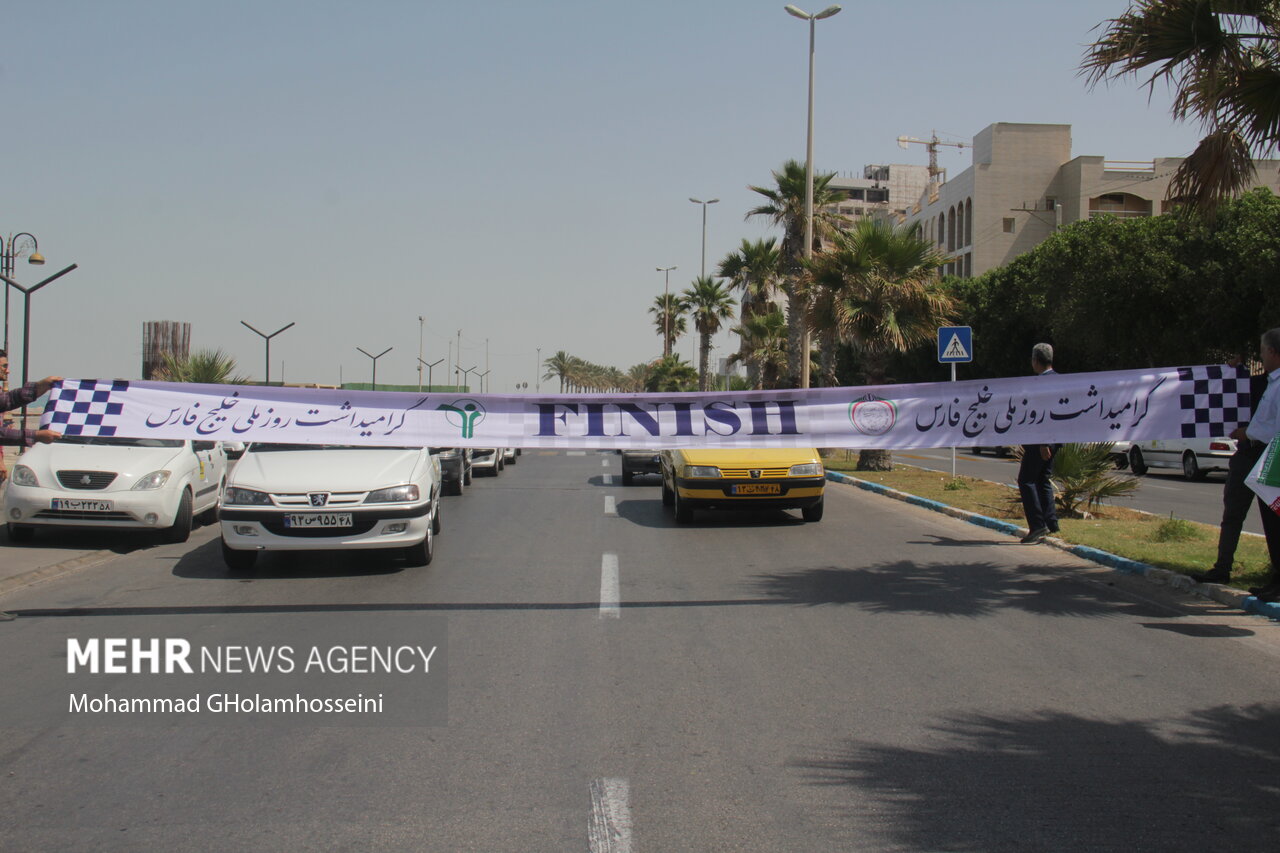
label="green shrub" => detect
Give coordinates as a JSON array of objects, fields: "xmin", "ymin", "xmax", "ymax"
[{"xmin": 1153, "ymin": 517, "xmax": 1203, "ymax": 543}]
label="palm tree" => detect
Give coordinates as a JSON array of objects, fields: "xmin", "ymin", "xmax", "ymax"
[
  {"xmin": 747, "ymin": 159, "xmax": 846, "ymax": 385},
  {"xmin": 807, "ymin": 219, "xmax": 955, "ymax": 470},
  {"xmin": 649, "ymin": 293, "xmax": 688, "ymax": 358},
  {"xmin": 717, "ymin": 238, "xmax": 783, "ymax": 319},
  {"xmin": 542, "ymin": 350, "xmax": 574, "ymax": 392},
  {"xmin": 729, "ymin": 309, "xmax": 789, "ymax": 390},
  {"xmin": 644, "ymin": 355, "xmax": 699, "ymax": 392},
  {"xmin": 1082, "ymin": 0, "xmax": 1280, "ymax": 211},
  {"xmin": 155, "ymin": 349, "xmax": 248, "ymax": 384},
  {"xmin": 627, "ymin": 363, "xmax": 651, "ymax": 392},
  {"xmin": 681, "ymin": 276, "xmax": 736, "ymax": 391}
]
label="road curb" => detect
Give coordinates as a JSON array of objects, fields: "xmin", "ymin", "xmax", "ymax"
[
  {"xmin": 0, "ymin": 548, "xmax": 122, "ymax": 598},
  {"xmin": 826, "ymin": 470, "xmax": 1280, "ymax": 623}
]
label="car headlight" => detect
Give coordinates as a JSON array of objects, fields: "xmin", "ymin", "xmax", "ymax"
[
  {"xmin": 224, "ymin": 487, "xmax": 273, "ymax": 506},
  {"xmin": 365, "ymin": 484, "xmax": 420, "ymax": 503},
  {"xmin": 131, "ymin": 470, "xmax": 172, "ymax": 490},
  {"xmin": 788, "ymin": 463, "xmax": 824, "ymax": 477},
  {"xmin": 10, "ymin": 464, "xmax": 39, "ymax": 487},
  {"xmin": 683, "ymin": 466, "xmax": 722, "ymax": 478}
]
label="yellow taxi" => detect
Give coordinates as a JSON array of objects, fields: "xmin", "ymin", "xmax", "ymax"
[{"xmin": 659, "ymin": 448, "xmax": 826, "ymax": 523}]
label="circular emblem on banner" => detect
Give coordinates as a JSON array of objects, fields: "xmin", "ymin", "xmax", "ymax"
[{"xmin": 849, "ymin": 399, "xmax": 897, "ymax": 436}]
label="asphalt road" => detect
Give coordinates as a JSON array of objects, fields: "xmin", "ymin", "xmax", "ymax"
[
  {"xmin": 889, "ymin": 447, "xmax": 1265, "ymax": 536},
  {"xmin": 2, "ymin": 451, "xmax": 1279, "ymax": 851}
]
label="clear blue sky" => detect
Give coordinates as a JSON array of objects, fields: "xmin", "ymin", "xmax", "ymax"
[{"xmin": 2, "ymin": 0, "xmax": 1205, "ymax": 391}]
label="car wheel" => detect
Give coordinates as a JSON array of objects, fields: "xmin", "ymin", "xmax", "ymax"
[
  {"xmin": 622, "ymin": 469, "xmax": 634, "ymax": 486},
  {"xmin": 802, "ymin": 497, "xmax": 825, "ymax": 523},
  {"xmin": 6, "ymin": 523, "xmax": 34, "ymax": 543},
  {"xmin": 1129, "ymin": 446, "xmax": 1147, "ymax": 475},
  {"xmin": 403, "ymin": 525, "xmax": 434, "ymax": 567},
  {"xmin": 221, "ymin": 539, "xmax": 257, "ymax": 572},
  {"xmin": 1182, "ymin": 450, "xmax": 1205, "ymax": 481},
  {"xmin": 661, "ymin": 475, "xmax": 675, "ymax": 507},
  {"xmin": 673, "ymin": 487, "xmax": 694, "ymax": 524},
  {"xmin": 432, "ymin": 501, "xmax": 442, "ymax": 535},
  {"xmin": 163, "ymin": 490, "xmax": 194, "ymax": 544}
]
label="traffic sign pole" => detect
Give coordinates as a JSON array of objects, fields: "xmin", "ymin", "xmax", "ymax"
[{"xmin": 937, "ymin": 326, "xmax": 973, "ymax": 479}]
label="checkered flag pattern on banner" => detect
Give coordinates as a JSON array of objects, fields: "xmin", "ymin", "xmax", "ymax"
[
  {"xmin": 1177, "ymin": 365, "xmax": 1252, "ymax": 439},
  {"xmin": 42, "ymin": 379, "xmax": 130, "ymax": 436}
]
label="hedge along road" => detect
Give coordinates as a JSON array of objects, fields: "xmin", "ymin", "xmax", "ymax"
[{"xmin": 2, "ymin": 450, "xmax": 1279, "ymax": 851}]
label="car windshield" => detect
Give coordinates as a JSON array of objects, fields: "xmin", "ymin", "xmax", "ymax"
[
  {"xmin": 247, "ymin": 444, "xmax": 419, "ymax": 453},
  {"xmin": 57, "ymin": 436, "xmax": 184, "ymax": 448}
]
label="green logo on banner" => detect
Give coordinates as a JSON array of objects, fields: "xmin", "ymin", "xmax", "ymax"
[{"xmin": 437, "ymin": 399, "xmax": 486, "ymax": 439}]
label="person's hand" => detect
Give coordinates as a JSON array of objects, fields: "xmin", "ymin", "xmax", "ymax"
[
  {"xmin": 1040, "ymin": 445, "xmax": 1052, "ymax": 461},
  {"xmin": 33, "ymin": 429, "xmax": 61, "ymax": 444},
  {"xmin": 34, "ymin": 376, "xmax": 63, "ymax": 397},
  {"xmin": 1229, "ymin": 426, "xmax": 1248, "ymax": 441}
]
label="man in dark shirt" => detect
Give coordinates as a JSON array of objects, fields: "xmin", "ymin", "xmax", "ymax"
[
  {"xmin": 0, "ymin": 348, "xmax": 62, "ymax": 448},
  {"xmin": 1191, "ymin": 360, "xmax": 1271, "ymax": 585},
  {"xmin": 1018, "ymin": 343, "xmax": 1060, "ymax": 544}
]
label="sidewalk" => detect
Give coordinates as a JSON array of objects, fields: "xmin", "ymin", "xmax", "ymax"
[
  {"xmin": 0, "ymin": 481, "xmax": 131, "ymax": 597},
  {"xmin": 825, "ymin": 470, "xmax": 1280, "ymax": 623}
]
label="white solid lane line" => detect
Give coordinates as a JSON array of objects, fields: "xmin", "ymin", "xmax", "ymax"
[
  {"xmin": 599, "ymin": 553, "xmax": 620, "ymax": 619},
  {"xmin": 604, "ymin": 496, "xmax": 618, "ymax": 517},
  {"xmin": 589, "ymin": 777, "xmax": 632, "ymax": 853}
]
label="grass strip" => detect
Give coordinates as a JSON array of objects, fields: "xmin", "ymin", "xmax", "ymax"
[{"xmin": 823, "ymin": 458, "xmax": 1272, "ymax": 591}]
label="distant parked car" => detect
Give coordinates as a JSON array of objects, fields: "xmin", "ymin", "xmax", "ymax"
[
  {"xmin": 620, "ymin": 449, "xmax": 662, "ymax": 485},
  {"xmin": 501, "ymin": 447, "xmax": 518, "ymax": 465},
  {"xmin": 5, "ymin": 436, "xmax": 226, "ymax": 543},
  {"xmin": 471, "ymin": 448, "xmax": 504, "ymax": 476},
  {"xmin": 1128, "ymin": 436, "xmax": 1236, "ymax": 480},
  {"xmin": 431, "ymin": 447, "xmax": 472, "ymax": 496}
]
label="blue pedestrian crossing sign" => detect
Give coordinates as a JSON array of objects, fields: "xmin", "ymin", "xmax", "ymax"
[{"xmin": 938, "ymin": 326, "xmax": 973, "ymax": 363}]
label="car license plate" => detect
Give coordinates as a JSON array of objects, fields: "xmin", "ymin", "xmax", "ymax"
[
  {"xmin": 732, "ymin": 484, "xmax": 781, "ymax": 495},
  {"xmin": 283, "ymin": 513, "xmax": 353, "ymax": 528},
  {"xmin": 51, "ymin": 498, "xmax": 114, "ymax": 512}
]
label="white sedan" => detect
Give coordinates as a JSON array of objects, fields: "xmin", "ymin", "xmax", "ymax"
[
  {"xmin": 218, "ymin": 443, "xmax": 442, "ymax": 571},
  {"xmin": 5, "ymin": 436, "xmax": 226, "ymax": 543}
]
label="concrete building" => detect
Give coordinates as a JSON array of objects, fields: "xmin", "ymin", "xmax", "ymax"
[
  {"xmin": 903, "ymin": 121, "xmax": 1280, "ymax": 278},
  {"xmin": 827, "ymin": 163, "xmax": 931, "ymax": 224}
]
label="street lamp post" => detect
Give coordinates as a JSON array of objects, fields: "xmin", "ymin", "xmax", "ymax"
[
  {"xmin": 536, "ymin": 347, "xmax": 541, "ymax": 393},
  {"xmin": 687, "ymin": 198, "xmax": 719, "ymax": 278},
  {"xmin": 417, "ymin": 316, "xmax": 425, "ymax": 391},
  {"xmin": 357, "ymin": 346, "xmax": 393, "ymax": 391},
  {"xmin": 785, "ymin": 3, "xmax": 841, "ymax": 389},
  {"xmin": 0, "ymin": 264, "xmax": 78, "ymax": 425},
  {"xmin": 240, "ymin": 320, "xmax": 296, "ymax": 386},
  {"xmin": 457, "ymin": 364, "xmax": 477, "ymax": 392},
  {"xmin": 0, "ymin": 233, "xmax": 45, "ymax": 358},
  {"xmin": 656, "ymin": 265, "xmax": 677, "ymax": 358},
  {"xmin": 417, "ymin": 357, "xmax": 444, "ymax": 391},
  {"xmin": 477, "ymin": 369, "xmax": 491, "ymax": 393}
]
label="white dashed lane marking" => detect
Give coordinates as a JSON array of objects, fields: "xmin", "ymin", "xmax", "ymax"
[
  {"xmin": 599, "ymin": 553, "xmax": 620, "ymax": 619},
  {"xmin": 589, "ymin": 777, "xmax": 632, "ymax": 852},
  {"xmin": 604, "ymin": 496, "xmax": 617, "ymax": 516}
]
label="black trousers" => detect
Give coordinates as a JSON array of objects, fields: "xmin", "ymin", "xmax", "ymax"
[
  {"xmin": 1018, "ymin": 445, "xmax": 1058, "ymax": 532},
  {"xmin": 1215, "ymin": 444, "xmax": 1266, "ymax": 572}
]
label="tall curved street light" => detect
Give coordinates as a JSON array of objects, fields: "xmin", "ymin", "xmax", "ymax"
[
  {"xmin": 0, "ymin": 233, "xmax": 45, "ymax": 357},
  {"xmin": 241, "ymin": 321, "xmax": 295, "ymax": 386},
  {"xmin": 418, "ymin": 357, "xmax": 444, "ymax": 391},
  {"xmin": 457, "ymin": 364, "xmax": 477, "ymax": 392},
  {"xmin": 656, "ymin": 265, "xmax": 677, "ymax": 358},
  {"xmin": 785, "ymin": 3, "xmax": 841, "ymax": 389},
  {"xmin": 0, "ymin": 263, "xmax": 78, "ymax": 427},
  {"xmin": 357, "ymin": 346, "xmax": 392, "ymax": 391},
  {"xmin": 688, "ymin": 198, "xmax": 719, "ymax": 278}
]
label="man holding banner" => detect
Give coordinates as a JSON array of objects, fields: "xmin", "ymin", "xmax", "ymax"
[
  {"xmin": 1245, "ymin": 329, "xmax": 1280, "ymax": 602},
  {"xmin": 1017, "ymin": 343, "xmax": 1060, "ymax": 544}
]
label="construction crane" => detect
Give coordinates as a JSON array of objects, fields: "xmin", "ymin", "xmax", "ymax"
[{"xmin": 896, "ymin": 131, "xmax": 969, "ymax": 183}]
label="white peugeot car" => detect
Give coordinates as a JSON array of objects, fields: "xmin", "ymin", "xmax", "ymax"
[
  {"xmin": 5, "ymin": 436, "xmax": 226, "ymax": 543},
  {"xmin": 218, "ymin": 443, "xmax": 442, "ymax": 571}
]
